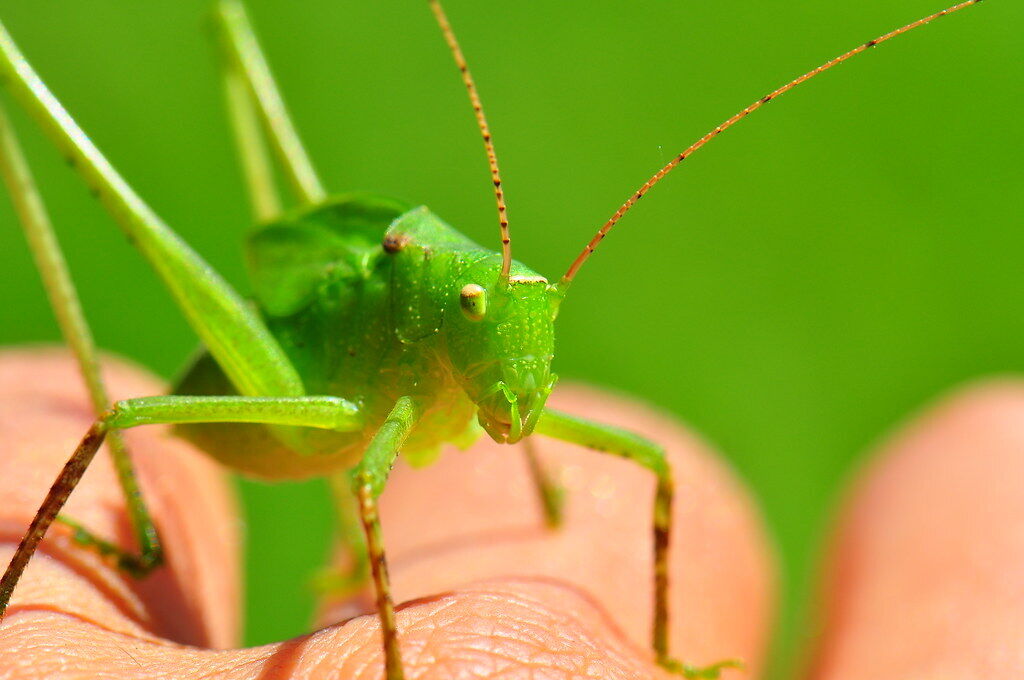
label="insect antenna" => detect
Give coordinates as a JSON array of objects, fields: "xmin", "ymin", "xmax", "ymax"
[
  {"xmin": 561, "ymin": 0, "xmax": 984, "ymax": 285},
  {"xmin": 429, "ymin": 0, "xmax": 512, "ymax": 281}
]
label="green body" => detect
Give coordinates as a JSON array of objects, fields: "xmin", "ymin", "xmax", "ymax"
[
  {"xmin": 177, "ymin": 194, "xmax": 556, "ymax": 478},
  {"xmin": 0, "ymin": 2, "xmax": 983, "ymax": 679}
]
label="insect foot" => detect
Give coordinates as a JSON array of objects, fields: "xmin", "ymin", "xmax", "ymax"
[{"xmin": 661, "ymin": 656, "xmax": 745, "ymax": 679}]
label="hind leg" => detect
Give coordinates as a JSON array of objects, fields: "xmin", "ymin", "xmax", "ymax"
[
  {"xmin": 0, "ymin": 393, "xmax": 362, "ymax": 618},
  {"xmin": 212, "ymin": 0, "xmax": 325, "ymax": 206},
  {"xmin": 0, "ymin": 105, "xmax": 162, "ymax": 578}
]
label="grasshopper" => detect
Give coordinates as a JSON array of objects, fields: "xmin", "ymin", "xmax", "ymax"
[{"xmin": 0, "ymin": 1, "xmax": 984, "ymax": 678}]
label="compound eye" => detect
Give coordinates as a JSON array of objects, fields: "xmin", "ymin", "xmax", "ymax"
[{"xmin": 459, "ymin": 283, "xmax": 487, "ymax": 321}]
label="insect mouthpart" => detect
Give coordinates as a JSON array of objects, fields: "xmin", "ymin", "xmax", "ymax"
[
  {"xmin": 476, "ymin": 372, "xmax": 557, "ymax": 444},
  {"xmin": 478, "ymin": 402, "xmax": 531, "ymax": 444}
]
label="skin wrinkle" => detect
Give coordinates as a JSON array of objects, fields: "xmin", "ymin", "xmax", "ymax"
[
  {"xmin": 0, "ymin": 544, "xmax": 154, "ymax": 631},
  {"xmin": 452, "ymin": 586, "xmax": 600, "ymax": 657},
  {"xmin": 470, "ymin": 584, "xmax": 614, "ymax": 661},
  {"xmin": 314, "ymin": 582, "xmax": 657, "ymax": 679},
  {"xmin": 0, "ymin": 349, "xmax": 242, "ymax": 648}
]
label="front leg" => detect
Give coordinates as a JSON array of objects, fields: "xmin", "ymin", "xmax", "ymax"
[
  {"xmin": 350, "ymin": 396, "xmax": 421, "ymax": 680},
  {"xmin": 534, "ymin": 408, "xmax": 742, "ymax": 679}
]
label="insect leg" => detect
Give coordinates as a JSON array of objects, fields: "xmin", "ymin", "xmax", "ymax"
[
  {"xmin": 212, "ymin": 0, "xmax": 326, "ymax": 205},
  {"xmin": 220, "ymin": 45, "xmax": 281, "ymax": 223},
  {"xmin": 0, "ymin": 105, "xmax": 162, "ymax": 577},
  {"xmin": 0, "ymin": 19, "xmax": 305, "ymax": 402},
  {"xmin": 522, "ymin": 437, "xmax": 565, "ymax": 528},
  {"xmin": 0, "ymin": 393, "xmax": 363, "ymax": 620},
  {"xmin": 350, "ymin": 396, "xmax": 420, "ymax": 680},
  {"xmin": 534, "ymin": 408, "xmax": 741, "ymax": 679},
  {"xmin": 312, "ymin": 472, "xmax": 370, "ymax": 599}
]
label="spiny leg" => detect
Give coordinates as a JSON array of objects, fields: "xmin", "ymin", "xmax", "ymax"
[
  {"xmin": 522, "ymin": 437, "xmax": 564, "ymax": 529},
  {"xmin": 212, "ymin": 0, "xmax": 326, "ymax": 206},
  {"xmin": 0, "ymin": 393, "xmax": 362, "ymax": 619},
  {"xmin": 0, "ymin": 16, "xmax": 304, "ymax": 402},
  {"xmin": 0, "ymin": 421, "xmax": 106, "ymax": 617},
  {"xmin": 0, "ymin": 105, "xmax": 162, "ymax": 576},
  {"xmin": 351, "ymin": 397, "xmax": 420, "ymax": 680},
  {"xmin": 534, "ymin": 409, "xmax": 742, "ymax": 679},
  {"xmin": 312, "ymin": 472, "xmax": 369, "ymax": 598}
]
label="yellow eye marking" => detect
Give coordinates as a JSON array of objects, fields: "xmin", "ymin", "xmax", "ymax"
[{"xmin": 459, "ymin": 283, "xmax": 487, "ymax": 320}]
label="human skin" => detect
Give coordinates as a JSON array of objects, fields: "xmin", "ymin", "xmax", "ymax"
[{"xmin": 0, "ymin": 348, "xmax": 1021, "ymax": 678}]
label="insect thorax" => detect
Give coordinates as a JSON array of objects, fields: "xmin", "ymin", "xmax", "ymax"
[{"xmin": 175, "ymin": 196, "xmax": 555, "ymax": 478}]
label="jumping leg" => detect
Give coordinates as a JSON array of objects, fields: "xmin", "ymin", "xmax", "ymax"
[
  {"xmin": 0, "ymin": 18, "xmax": 304, "ymax": 401},
  {"xmin": 212, "ymin": 0, "xmax": 326, "ymax": 205},
  {"xmin": 0, "ymin": 104, "xmax": 162, "ymax": 576},
  {"xmin": 220, "ymin": 49, "xmax": 282, "ymax": 223},
  {"xmin": 0, "ymin": 394, "xmax": 362, "ymax": 619}
]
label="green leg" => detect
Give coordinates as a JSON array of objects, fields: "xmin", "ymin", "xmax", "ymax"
[
  {"xmin": 0, "ymin": 18, "xmax": 304, "ymax": 402},
  {"xmin": 0, "ymin": 105, "xmax": 162, "ymax": 577},
  {"xmin": 312, "ymin": 472, "xmax": 369, "ymax": 598},
  {"xmin": 350, "ymin": 397, "xmax": 420, "ymax": 680},
  {"xmin": 534, "ymin": 409, "xmax": 742, "ymax": 679},
  {"xmin": 220, "ymin": 48, "xmax": 281, "ymax": 223},
  {"xmin": 0, "ymin": 394, "xmax": 362, "ymax": 620},
  {"xmin": 212, "ymin": 0, "xmax": 326, "ymax": 205},
  {"xmin": 522, "ymin": 437, "xmax": 564, "ymax": 529}
]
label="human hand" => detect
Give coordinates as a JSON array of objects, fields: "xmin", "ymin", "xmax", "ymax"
[{"xmin": 0, "ymin": 347, "xmax": 1019, "ymax": 678}]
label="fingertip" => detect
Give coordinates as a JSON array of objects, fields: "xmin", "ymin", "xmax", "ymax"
[
  {"xmin": 813, "ymin": 378, "xmax": 1024, "ymax": 678},
  {"xmin": 0, "ymin": 348, "xmax": 241, "ymax": 648},
  {"xmin": 0, "ymin": 578, "xmax": 688, "ymax": 679},
  {"xmin": 324, "ymin": 383, "xmax": 775, "ymax": 674},
  {"xmin": 0, "ymin": 359, "xmax": 771, "ymax": 679},
  {"xmin": 286, "ymin": 578, "xmax": 675, "ymax": 679}
]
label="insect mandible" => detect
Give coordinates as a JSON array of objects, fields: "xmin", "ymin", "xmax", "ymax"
[{"xmin": 0, "ymin": 1, "xmax": 986, "ymax": 678}]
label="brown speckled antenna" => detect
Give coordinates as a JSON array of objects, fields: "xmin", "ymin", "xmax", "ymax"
[
  {"xmin": 429, "ymin": 0, "xmax": 512, "ymax": 281},
  {"xmin": 562, "ymin": 0, "xmax": 984, "ymax": 284}
]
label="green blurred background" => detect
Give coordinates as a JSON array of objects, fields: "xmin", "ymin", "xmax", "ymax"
[{"xmin": 0, "ymin": 1, "xmax": 1020, "ymax": 676}]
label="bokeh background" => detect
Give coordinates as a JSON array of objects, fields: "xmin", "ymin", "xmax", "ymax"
[{"xmin": 0, "ymin": 1, "xmax": 1020, "ymax": 676}]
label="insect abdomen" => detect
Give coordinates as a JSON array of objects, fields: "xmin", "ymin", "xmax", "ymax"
[{"xmin": 172, "ymin": 350, "xmax": 365, "ymax": 479}]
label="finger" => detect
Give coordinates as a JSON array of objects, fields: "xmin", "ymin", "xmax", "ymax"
[
  {"xmin": 0, "ymin": 347, "xmax": 241, "ymax": 648},
  {"xmin": 812, "ymin": 380, "xmax": 1024, "ymax": 678},
  {"xmin": 0, "ymin": 352, "xmax": 773, "ymax": 678},
  {"xmin": 3, "ymin": 578, "xmax": 714, "ymax": 679},
  {"xmin": 0, "ymin": 349, "xmax": 646, "ymax": 679},
  {"xmin": 321, "ymin": 384, "xmax": 776, "ymax": 674}
]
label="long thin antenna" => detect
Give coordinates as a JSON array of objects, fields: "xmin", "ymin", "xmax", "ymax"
[
  {"xmin": 562, "ymin": 0, "xmax": 984, "ymax": 284},
  {"xmin": 429, "ymin": 0, "xmax": 512, "ymax": 280}
]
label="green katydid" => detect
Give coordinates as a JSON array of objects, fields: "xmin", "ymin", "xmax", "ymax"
[{"xmin": 0, "ymin": 0, "xmax": 985, "ymax": 678}]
